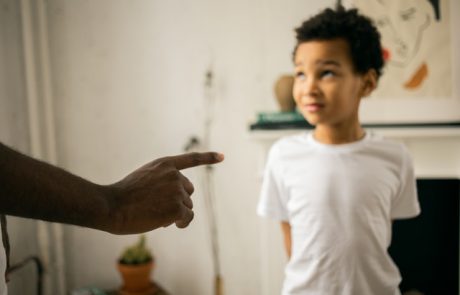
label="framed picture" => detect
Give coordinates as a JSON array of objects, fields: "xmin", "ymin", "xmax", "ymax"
[{"xmin": 344, "ymin": 0, "xmax": 460, "ymax": 124}]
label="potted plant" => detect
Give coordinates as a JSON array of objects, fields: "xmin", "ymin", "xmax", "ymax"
[{"xmin": 117, "ymin": 234, "xmax": 155, "ymax": 295}]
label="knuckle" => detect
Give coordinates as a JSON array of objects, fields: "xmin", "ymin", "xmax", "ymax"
[
  {"xmin": 165, "ymin": 169, "xmax": 181, "ymax": 181},
  {"xmin": 176, "ymin": 210, "xmax": 193, "ymax": 229},
  {"xmin": 186, "ymin": 198, "xmax": 194, "ymax": 209},
  {"xmin": 152, "ymin": 156, "xmax": 166, "ymax": 165},
  {"xmin": 171, "ymin": 200, "xmax": 184, "ymax": 215},
  {"xmin": 157, "ymin": 159, "xmax": 173, "ymax": 170}
]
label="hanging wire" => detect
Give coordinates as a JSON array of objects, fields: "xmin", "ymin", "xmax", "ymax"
[{"xmin": 203, "ymin": 67, "xmax": 223, "ymax": 295}]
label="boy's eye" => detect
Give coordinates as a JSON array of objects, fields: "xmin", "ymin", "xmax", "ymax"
[
  {"xmin": 320, "ymin": 70, "xmax": 335, "ymax": 78},
  {"xmin": 295, "ymin": 72, "xmax": 305, "ymax": 80}
]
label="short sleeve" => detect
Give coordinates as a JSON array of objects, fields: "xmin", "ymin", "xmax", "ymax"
[
  {"xmin": 391, "ymin": 146, "xmax": 421, "ymax": 219},
  {"xmin": 257, "ymin": 143, "xmax": 289, "ymax": 221}
]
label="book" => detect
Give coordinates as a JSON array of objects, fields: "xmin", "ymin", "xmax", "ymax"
[
  {"xmin": 257, "ymin": 111, "xmax": 305, "ymax": 123},
  {"xmin": 250, "ymin": 111, "xmax": 314, "ymax": 130}
]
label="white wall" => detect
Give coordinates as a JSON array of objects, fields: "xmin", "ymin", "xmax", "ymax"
[
  {"xmin": 43, "ymin": 1, "xmax": 334, "ymax": 294},
  {"xmin": 0, "ymin": 0, "xmax": 40, "ymax": 294}
]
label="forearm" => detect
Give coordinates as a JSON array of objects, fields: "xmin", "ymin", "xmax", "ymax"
[
  {"xmin": 1, "ymin": 142, "xmax": 224, "ymax": 234},
  {"xmin": 0, "ymin": 143, "xmax": 111, "ymax": 231},
  {"xmin": 281, "ymin": 221, "xmax": 292, "ymax": 258}
]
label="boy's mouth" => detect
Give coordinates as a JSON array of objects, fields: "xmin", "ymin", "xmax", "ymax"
[{"xmin": 303, "ymin": 103, "xmax": 324, "ymax": 113}]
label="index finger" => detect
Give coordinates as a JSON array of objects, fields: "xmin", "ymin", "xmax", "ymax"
[{"xmin": 170, "ymin": 152, "xmax": 224, "ymax": 170}]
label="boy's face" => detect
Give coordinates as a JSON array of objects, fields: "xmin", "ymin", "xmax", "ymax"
[{"xmin": 293, "ymin": 39, "xmax": 368, "ymax": 127}]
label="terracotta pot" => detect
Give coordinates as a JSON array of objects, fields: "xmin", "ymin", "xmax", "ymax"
[
  {"xmin": 274, "ymin": 75, "xmax": 296, "ymax": 112},
  {"xmin": 117, "ymin": 261, "xmax": 155, "ymax": 294}
]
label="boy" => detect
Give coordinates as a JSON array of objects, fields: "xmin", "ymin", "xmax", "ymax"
[{"xmin": 257, "ymin": 5, "xmax": 420, "ymax": 295}]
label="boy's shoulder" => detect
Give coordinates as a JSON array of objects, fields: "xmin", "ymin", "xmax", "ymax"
[
  {"xmin": 268, "ymin": 131, "xmax": 322, "ymax": 163},
  {"xmin": 366, "ymin": 132, "xmax": 409, "ymax": 153},
  {"xmin": 267, "ymin": 132, "xmax": 311, "ymax": 162},
  {"xmin": 364, "ymin": 132, "xmax": 413, "ymax": 166}
]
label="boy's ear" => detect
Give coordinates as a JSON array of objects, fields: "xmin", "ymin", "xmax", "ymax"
[{"xmin": 361, "ymin": 69, "xmax": 378, "ymax": 98}]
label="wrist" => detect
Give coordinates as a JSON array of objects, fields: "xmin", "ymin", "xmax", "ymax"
[{"xmin": 91, "ymin": 184, "xmax": 118, "ymax": 234}]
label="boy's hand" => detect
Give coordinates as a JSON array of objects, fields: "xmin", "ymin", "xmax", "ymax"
[{"xmin": 106, "ymin": 152, "xmax": 224, "ymax": 234}]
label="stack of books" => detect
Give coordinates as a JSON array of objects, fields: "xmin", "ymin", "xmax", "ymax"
[{"xmin": 250, "ymin": 110, "xmax": 314, "ymax": 130}]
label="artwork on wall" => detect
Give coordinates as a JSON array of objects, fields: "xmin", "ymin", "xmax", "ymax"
[{"xmin": 345, "ymin": 0, "xmax": 460, "ymax": 124}]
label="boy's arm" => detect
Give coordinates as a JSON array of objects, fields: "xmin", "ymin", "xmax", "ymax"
[
  {"xmin": 0, "ymin": 142, "xmax": 223, "ymax": 234},
  {"xmin": 281, "ymin": 221, "xmax": 292, "ymax": 258}
]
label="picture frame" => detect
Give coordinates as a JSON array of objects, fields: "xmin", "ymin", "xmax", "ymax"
[{"xmin": 344, "ymin": 0, "xmax": 460, "ymax": 125}]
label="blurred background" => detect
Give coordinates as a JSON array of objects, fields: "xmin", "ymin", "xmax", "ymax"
[{"xmin": 1, "ymin": 0, "xmax": 459, "ymax": 294}]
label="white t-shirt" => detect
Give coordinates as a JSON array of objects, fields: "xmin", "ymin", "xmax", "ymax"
[
  {"xmin": 0, "ymin": 232, "xmax": 6, "ymax": 295},
  {"xmin": 257, "ymin": 131, "xmax": 420, "ymax": 295}
]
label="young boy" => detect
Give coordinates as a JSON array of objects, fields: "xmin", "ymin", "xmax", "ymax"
[{"xmin": 257, "ymin": 6, "xmax": 420, "ymax": 295}]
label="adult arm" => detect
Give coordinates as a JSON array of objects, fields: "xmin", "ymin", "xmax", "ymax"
[
  {"xmin": 281, "ymin": 221, "xmax": 292, "ymax": 258},
  {"xmin": 0, "ymin": 142, "xmax": 223, "ymax": 234}
]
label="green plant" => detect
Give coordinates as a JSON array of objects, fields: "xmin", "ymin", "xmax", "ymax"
[{"xmin": 119, "ymin": 234, "xmax": 153, "ymax": 265}]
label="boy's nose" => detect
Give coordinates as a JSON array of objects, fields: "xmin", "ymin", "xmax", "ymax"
[{"xmin": 300, "ymin": 77, "xmax": 320, "ymax": 98}]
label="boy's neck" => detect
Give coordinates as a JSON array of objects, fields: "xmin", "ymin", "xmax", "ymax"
[{"xmin": 313, "ymin": 123, "xmax": 365, "ymax": 145}]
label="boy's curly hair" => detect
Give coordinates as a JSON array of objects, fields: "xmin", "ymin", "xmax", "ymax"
[{"xmin": 294, "ymin": 5, "xmax": 384, "ymax": 79}]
